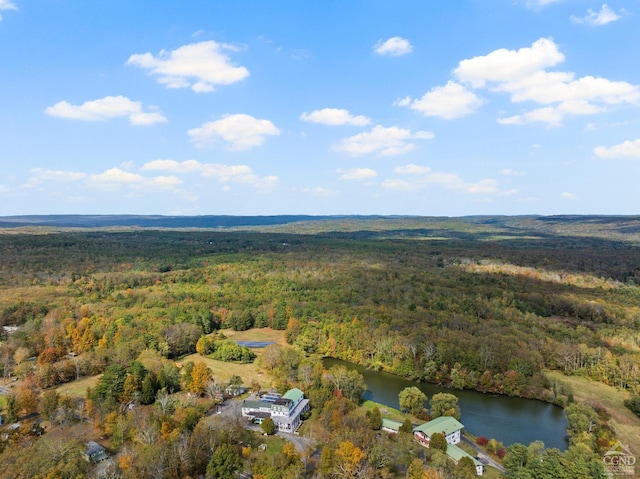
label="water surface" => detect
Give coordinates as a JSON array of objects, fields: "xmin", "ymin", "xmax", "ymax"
[{"xmin": 324, "ymin": 358, "xmax": 567, "ymax": 450}]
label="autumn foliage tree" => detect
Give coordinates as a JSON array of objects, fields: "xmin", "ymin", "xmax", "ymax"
[{"xmin": 189, "ymin": 361, "xmax": 213, "ymax": 396}]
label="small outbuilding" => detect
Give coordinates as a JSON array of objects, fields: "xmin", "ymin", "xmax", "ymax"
[{"xmin": 85, "ymin": 441, "xmax": 108, "ymax": 463}]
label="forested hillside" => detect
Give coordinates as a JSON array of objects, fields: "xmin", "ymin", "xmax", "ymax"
[{"xmin": 1, "ymin": 216, "xmax": 640, "ymax": 477}]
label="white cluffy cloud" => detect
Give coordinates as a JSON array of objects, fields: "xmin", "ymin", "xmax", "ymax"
[
  {"xmin": 127, "ymin": 40, "xmax": 249, "ymax": 93},
  {"xmin": 86, "ymin": 168, "xmax": 181, "ymax": 190},
  {"xmin": 300, "ymin": 108, "xmax": 370, "ymax": 126},
  {"xmin": 334, "ymin": 125, "xmax": 434, "ymax": 156},
  {"xmin": 383, "ymin": 163, "xmax": 514, "ymax": 195},
  {"xmin": 374, "ymin": 37, "xmax": 413, "ymax": 56},
  {"xmin": 142, "ymin": 159, "xmax": 279, "ymax": 191},
  {"xmin": 45, "ymin": 96, "xmax": 167, "ymax": 125},
  {"xmin": 337, "ymin": 168, "xmax": 378, "ymax": 180},
  {"xmin": 561, "ymin": 192, "xmax": 578, "ymax": 200},
  {"xmin": 571, "ymin": 4, "xmax": 622, "ymax": 26},
  {"xmin": 454, "ymin": 38, "xmax": 565, "ymax": 88},
  {"xmin": 594, "ymin": 139, "xmax": 640, "ymax": 159},
  {"xmin": 0, "ymin": 0, "xmax": 16, "ymax": 21},
  {"xmin": 188, "ymin": 114, "xmax": 280, "ymax": 150},
  {"xmin": 397, "ymin": 81, "xmax": 484, "ymax": 119},
  {"xmin": 445, "ymin": 37, "xmax": 640, "ymax": 126}
]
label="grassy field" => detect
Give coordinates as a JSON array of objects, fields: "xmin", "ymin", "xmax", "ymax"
[
  {"xmin": 55, "ymin": 374, "xmax": 100, "ymax": 398},
  {"xmin": 219, "ymin": 328, "xmax": 287, "ymax": 346},
  {"xmin": 182, "ymin": 353, "xmax": 268, "ymax": 387},
  {"xmin": 546, "ymin": 371, "xmax": 640, "ymax": 456},
  {"xmin": 361, "ymin": 400, "xmax": 407, "ymax": 423}
]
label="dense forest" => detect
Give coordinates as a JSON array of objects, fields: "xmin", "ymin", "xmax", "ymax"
[{"xmin": 1, "ymin": 215, "xmax": 640, "ymax": 478}]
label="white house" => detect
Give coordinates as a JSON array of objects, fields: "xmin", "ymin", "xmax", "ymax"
[
  {"xmin": 241, "ymin": 388, "xmax": 310, "ymax": 432},
  {"xmin": 413, "ymin": 416, "xmax": 463, "ymax": 446},
  {"xmin": 411, "ymin": 416, "xmax": 484, "ymax": 476}
]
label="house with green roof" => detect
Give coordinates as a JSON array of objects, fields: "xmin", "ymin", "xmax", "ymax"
[
  {"xmin": 410, "ymin": 416, "xmax": 484, "ymax": 476},
  {"xmin": 381, "ymin": 418, "xmax": 403, "ymax": 433},
  {"xmin": 413, "ymin": 416, "xmax": 464, "ymax": 447},
  {"xmin": 241, "ymin": 388, "xmax": 310, "ymax": 432},
  {"xmin": 446, "ymin": 444, "xmax": 484, "ymax": 476}
]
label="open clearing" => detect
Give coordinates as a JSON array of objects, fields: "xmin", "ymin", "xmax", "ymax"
[
  {"xmin": 220, "ymin": 328, "xmax": 286, "ymax": 345},
  {"xmin": 55, "ymin": 374, "xmax": 100, "ymax": 398},
  {"xmin": 546, "ymin": 371, "xmax": 640, "ymax": 456}
]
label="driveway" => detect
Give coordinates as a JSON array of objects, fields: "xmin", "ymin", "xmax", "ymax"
[{"xmin": 461, "ymin": 435, "xmax": 507, "ymax": 474}]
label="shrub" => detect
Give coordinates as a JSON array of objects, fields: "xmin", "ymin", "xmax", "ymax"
[{"xmin": 476, "ymin": 436, "xmax": 489, "ymax": 447}]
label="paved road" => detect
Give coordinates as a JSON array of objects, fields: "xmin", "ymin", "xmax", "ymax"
[{"xmin": 461, "ymin": 435, "xmax": 507, "ymax": 474}]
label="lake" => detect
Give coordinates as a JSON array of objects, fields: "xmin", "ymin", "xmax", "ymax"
[{"xmin": 323, "ymin": 358, "xmax": 568, "ymax": 450}]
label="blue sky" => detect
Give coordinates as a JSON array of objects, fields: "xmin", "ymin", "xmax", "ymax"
[{"xmin": 1, "ymin": 0, "xmax": 639, "ymax": 216}]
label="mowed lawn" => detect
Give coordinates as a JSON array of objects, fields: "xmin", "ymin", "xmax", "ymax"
[
  {"xmin": 546, "ymin": 371, "xmax": 640, "ymax": 456},
  {"xmin": 55, "ymin": 374, "xmax": 100, "ymax": 398},
  {"xmin": 219, "ymin": 328, "xmax": 286, "ymax": 346}
]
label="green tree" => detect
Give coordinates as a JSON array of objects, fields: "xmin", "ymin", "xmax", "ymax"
[
  {"xmin": 430, "ymin": 392, "xmax": 461, "ymax": 420},
  {"xmin": 206, "ymin": 442, "xmax": 241, "ymax": 479},
  {"xmin": 504, "ymin": 443, "xmax": 529, "ymax": 473},
  {"xmin": 261, "ymin": 417, "xmax": 276, "ymax": 435},
  {"xmin": 399, "ymin": 386, "xmax": 428, "ymax": 415},
  {"xmin": 456, "ymin": 456, "xmax": 477, "ymax": 479},
  {"xmin": 92, "ymin": 364, "xmax": 127, "ymax": 404},
  {"xmin": 399, "ymin": 418, "xmax": 413, "ymax": 434},
  {"xmin": 140, "ymin": 373, "xmax": 157, "ymax": 404},
  {"xmin": 5, "ymin": 393, "xmax": 18, "ymax": 423},
  {"xmin": 429, "ymin": 432, "xmax": 448, "ymax": 452},
  {"xmin": 368, "ymin": 406, "xmax": 382, "ymax": 430}
]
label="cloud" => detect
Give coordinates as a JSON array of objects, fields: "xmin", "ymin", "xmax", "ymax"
[
  {"xmin": 594, "ymin": 139, "xmax": 640, "ymax": 159},
  {"xmin": 398, "ymin": 81, "xmax": 484, "ymax": 119},
  {"xmin": 385, "ymin": 163, "xmax": 511, "ymax": 195},
  {"xmin": 495, "ymin": 72, "xmax": 639, "ymax": 106},
  {"xmin": 29, "ymin": 168, "xmax": 87, "ymax": 182},
  {"xmin": 337, "ymin": 168, "xmax": 378, "ymax": 180},
  {"xmin": 454, "ymin": 38, "xmax": 640, "ymax": 126},
  {"xmin": 334, "ymin": 125, "xmax": 434, "ymax": 156},
  {"xmin": 498, "ymin": 101, "xmax": 601, "ymax": 126},
  {"xmin": 300, "ymin": 108, "xmax": 370, "ymax": 126},
  {"xmin": 188, "ymin": 114, "xmax": 280, "ymax": 150},
  {"xmin": 22, "ymin": 168, "xmax": 87, "ymax": 188},
  {"xmin": 561, "ymin": 192, "xmax": 578, "ymax": 200},
  {"xmin": 45, "ymin": 96, "xmax": 167, "ymax": 125},
  {"xmin": 571, "ymin": 4, "xmax": 622, "ymax": 26},
  {"xmin": 0, "ymin": 0, "xmax": 16, "ymax": 21},
  {"xmin": 86, "ymin": 167, "xmax": 181, "ymax": 190},
  {"xmin": 127, "ymin": 40, "xmax": 249, "ymax": 92},
  {"xmin": 374, "ymin": 37, "xmax": 413, "ymax": 56},
  {"xmin": 141, "ymin": 159, "xmax": 278, "ymax": 190},
  {"xmin": 454, "ymin": 38, "xmax": 564, "ymax": 88}
]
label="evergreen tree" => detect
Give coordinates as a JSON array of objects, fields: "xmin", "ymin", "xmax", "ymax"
[
  {"xmin": 399, "ymin": 418, "xmax": 413, "ymax": 434},
  {"xmin": 140, "ymin": 373, "xmax": 157, "ymax": 405},
  {"xmin": 206, "ymin": 443, "xmax": 241, "ymax": 479},
  {"xmin": 369, "ymin": 407, "xmax": 382, "ymax": 430}
]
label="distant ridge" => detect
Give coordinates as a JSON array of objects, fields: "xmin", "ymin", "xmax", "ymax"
[{"xmin": 0, "ymin": 214, "xmax": 346, "ymax": 229}]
